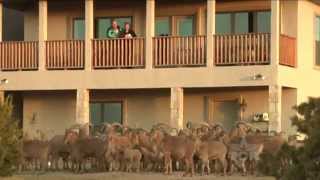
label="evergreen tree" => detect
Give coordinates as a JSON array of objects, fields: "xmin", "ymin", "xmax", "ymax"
[
  {"xmin": 0, "ymin": 97, "xmax": 22, "ymax": 176},
  {"xmin": 258, "ymin": 97, "xmax": 320, "ymax": 180}
]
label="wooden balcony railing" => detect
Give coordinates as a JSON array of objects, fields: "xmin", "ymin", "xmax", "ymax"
[
  {"xmin": 280, "ymin": 34, "xmax": 296, "ymax": 67},
  {"xmin": 0, "ymin": 41, "xmax": 38, "ymax": 71},
  {"xmin": 214, "ymin": 33, "xmax": 271, "ymax": 66},
  {"xmin": 153, "ymin": 36, "xmax": 206, "ymax": 67},
  {"xmin": 46, "ymin": 40, "xmax": 85, "ymax": 70},
  {"xmin": 92, "ymin": 38, "xmax": 145, "ymax": 69}
]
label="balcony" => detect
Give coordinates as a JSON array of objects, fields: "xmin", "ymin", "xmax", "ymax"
[
  {"xmin": 46, "ymin": 40, "xmax": 85, "ymax": 70},
  {"xmin": 0, "ymin": 33, "xmax": 297, "ymax": 71},
  {"xmin": 153, "ymin": 36, "xmax": 206, "ymax": 68},
  {"xmin": 92, "ymin": 38, "xmax": 145, "ymax": 69},
  {"xmin": 0, "ymin": 41, "xmax": 38, "ymax": 71},
  {"xmin": 213, "ymin": 33, "xmax": 271, "ymax": 66},
  {"xmin": 280, "ymin": 34, "xmax": 297, "ymax": 67}
]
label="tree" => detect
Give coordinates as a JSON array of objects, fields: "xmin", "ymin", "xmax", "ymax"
[
  {"xmin": 258, "ymin": 97, "xmax": 320, "ymax": 180},
  {"xmin": 0, "ymin": 97, "xmax": 22, "ymax": 176}
]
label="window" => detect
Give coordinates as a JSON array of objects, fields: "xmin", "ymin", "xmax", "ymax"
[
  {"xmin": 90, "ymin": 102, "xmax": 123, "ymax": 130},
  {"xmin": 73, "ymin": 19, "xmax": 85, "ymax": 40},
  {"xmin": 156, "ymin": 17, "xmax": 171, "ymax": 36},
  {"xmin": 155, "ymin": 15, "xmax": 195, "ymax": 36},
  {"xmin": 234, "ymin": 12, "xmax": 249, "ymax": 33},
  {"xmin": 95, "ymin": 17, "xmax": 132, "ymax": 38},
  {"xmin": 256, "ymin": 11, "xmax": 271, "ymax": 33},
  {"xmin": 216, "ymin": 11, "xmax": 270, "ymax": 34},
  {"xmin": 176, "ymin": 16, "xmax": 195, "ymax": 36},
  {"xmin": 216, "ymin": 13, "xmax": 232, "ymax": 34},
  {"xmin": 316, "ymin": 16, "xmax": 320, "ymax": 66}
]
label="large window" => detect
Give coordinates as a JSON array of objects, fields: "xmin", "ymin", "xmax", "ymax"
[
  {"xmin": 96, "ymin": 17, "xmax": 132, "ymax": 38},
  {"xmin": 155, "ymin": 15, "xmax": 195, "ymax": 36},
  {"xmin": 90, "ymin": 102, "xmax": 123, "ymax": 130},
  {"xmin": 156, "ymin": 17, "xmax": 171, "ymax": 36},
  {"xmin": 176, "ymin": 16, "xmax": 195, "ymax": 36},
  {"xmin": 316, "ymin": 16, "xmax": 320, "ymax": 66},
  {"xmin": 73, "ymin": 18, "xmax": 85, "ymax": 40},
  {"xmin": 216, "ymin": 11, "xmax": 271, "ymax": 34}
]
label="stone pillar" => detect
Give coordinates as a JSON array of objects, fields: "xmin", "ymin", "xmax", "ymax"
[
  {"xmin": 0, "ymin": 1, "xmax": 3, "ymax": 42},
  {"xmin": 271, "ymin": 0, "xmax": 280, "ymax": 67},
  {"xmin": 76, "ymin": 89, "xmax": 90, "ymax": 136},
  {"xmin": 206, "ymin": 0, "xmax": 215, "ymax": 68},
  {"xmin": 38, "ymin": 0, "xmax": 47, "ymax": 71},
  {"xmin": 268, "ymin": 85, "xmax": 282, "ymax": 133},
  {"xmin": 145, "ymin": 0, "xmax": 155, "ymax": 69},
  {"xmin": 170, "ymin": 87, "xmax": 184, "ymax": 130},
  {"xmin": 85, "ymin": 0, "xmax": 94, "ymax": 71}
]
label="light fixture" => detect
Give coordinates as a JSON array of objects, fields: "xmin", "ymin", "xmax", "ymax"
[
  {"xmin": 252, "ymin": 74, "xmax": 265, "ymax": 80},
  {"xmin": 0, "ymin": 79, "xmax": 8, "ymax": 85}
]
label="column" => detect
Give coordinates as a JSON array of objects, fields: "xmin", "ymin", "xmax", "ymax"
[
  {"xmin": 0, "ymin": 91, "xmax": 4, "ymax": 104},
  {"xmin": 0, "ymin": 0, "xmax": 3, "ymax": 42},
  {"xmin": 271, "ymin": 0, "xmax": 280, "ymax": 67},
  {"xmin": 76, "ymin": 89, "xmax": 90, "ymax": 136},
  {"xmin": 85, "ymin": 0, "xmax": 94, "ymax": 70},
  {"xmin": 38, "ymin": 0, "xmax": 47, "ymax": 71},
  {"xmin": 206, "ymin": 0, "xmax": 215, "ymax": 68},
  {"xmin": 170, "ymin": 87, "xmax": 184, "ymax": 130},
  {"xmin": 145, "ymin": 0, "xmax": 155, "ymax": 69},
  {"xmin": 268, "ymin": 85, "xmax": 282, "ymax": 133}
]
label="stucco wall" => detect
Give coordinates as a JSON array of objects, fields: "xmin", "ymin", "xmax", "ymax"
[{"xmin": 23, "ymin": 91, "xmax": 76, "ymax": 140}]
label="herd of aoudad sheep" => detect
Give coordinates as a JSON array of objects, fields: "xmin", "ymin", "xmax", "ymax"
[{"xmin": 21, "ymin": 121, "xmax": 300, "ymax": 176}]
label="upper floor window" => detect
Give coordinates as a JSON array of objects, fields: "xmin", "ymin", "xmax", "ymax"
[
  {"xmin": 176, "ymin": 16, "xmax": 195, "ymax": 36},
  {"xmin": 96, "ymin": 17, "xmax": 132, "ymax": 39},
  {"xmin": 315, "ymin": 16, "xmax": 320, "ymax": 66},
  {"xmin": 73, "ymin": 18, "xmax": 85, "ymax": 40},
  {"xmin": 155, "ymin": 15, "xmax": 195, "ymax": 36},
  {"xmin": 216, "ymin": 11, "xmax": 270, "ymax": 35},
  {"xmin": 156, "ymin": 17, "xmax": 171, "ymax": 36}
]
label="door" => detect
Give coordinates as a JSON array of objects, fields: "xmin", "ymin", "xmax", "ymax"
[{"xmin": 212, "ymin": 100, "xmax": 240, "ymax": 131}]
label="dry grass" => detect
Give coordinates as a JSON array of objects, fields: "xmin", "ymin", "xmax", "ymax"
[{"xmin": 1, "ymin": 172, "xmax": 275, "ymax": 180}]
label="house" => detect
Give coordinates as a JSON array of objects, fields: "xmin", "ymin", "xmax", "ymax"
[{"xmin": 0, "ymin": 0, "xmax": 319, "ymax": 139}]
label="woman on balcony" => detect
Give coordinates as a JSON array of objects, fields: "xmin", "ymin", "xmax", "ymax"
[
  {"xmin": 119, "ymin": 22, "xmax": 137, "ymax": 38},
  {"xmin": 107, "ymin": 20, "xmax": 122, "ymax": 38}
]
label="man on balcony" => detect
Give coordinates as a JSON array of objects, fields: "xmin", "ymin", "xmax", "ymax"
[{"xmin": 107, "ymin": 20, "xmax": 122, "ymax": 38}]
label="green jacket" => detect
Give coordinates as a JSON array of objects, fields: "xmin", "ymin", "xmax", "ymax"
[{"xmin": 107, "ymin": 27, "xmax": 122, "ymax": 38}]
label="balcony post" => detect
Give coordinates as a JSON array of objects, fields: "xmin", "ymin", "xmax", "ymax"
[
  {"xmin": 170, "ymin": 87, "xmax": 184, "ymax": 130},
  {"xmin": 85, "ymin": 0, "xmax": 94, "ymax": 70},
  {"xmin": 76, "ymin": 89, "xmax": 90, "ymax": 137},
  {"xmin": 268, "ymin": 85, "xmax": 282, "ymax": 133},
  {"xmin": 145, "ymin": 0, "xmax": 155, "ymax": 69},
  {"xmin": 38, "ymin": 0, "xmax": 48, "ymax": 71},
  {"xmin": 271, "ymin": 0, "xmax": 280, "ymax": 67},
  {"xmin": 206, "ymin": 0, "xmax": 215, "ymax": 68},
  {"xmin": 0, "ymin": 0, "xmax": 3, "ymax": 42}
]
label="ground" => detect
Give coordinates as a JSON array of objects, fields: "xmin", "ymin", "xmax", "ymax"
[{"xmin": 2, "ymin": 172, "xmax": 275, "ymax": 180}]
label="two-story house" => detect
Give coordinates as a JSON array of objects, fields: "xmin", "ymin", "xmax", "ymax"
[{"xmin": 0, "ymin": 0, "xmax": 319, "ymax": 139}]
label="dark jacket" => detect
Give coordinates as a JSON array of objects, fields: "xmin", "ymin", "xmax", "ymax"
[{"xmin": 119, "ymin": 29, "xmax": 137, "ymax": 38}]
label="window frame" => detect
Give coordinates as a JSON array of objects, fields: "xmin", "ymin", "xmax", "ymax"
[{"xmin": 94, "ymin": 16, "xmax": 134, "ymax": 39}]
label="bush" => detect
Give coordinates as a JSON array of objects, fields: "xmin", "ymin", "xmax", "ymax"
[
  {"xmin": 258, "ymin": 97, "xmax": 320, "ymax": 180},
  {"xmin": 0, "ymin": 97, "xmax": 22, "ymax": 176}
]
